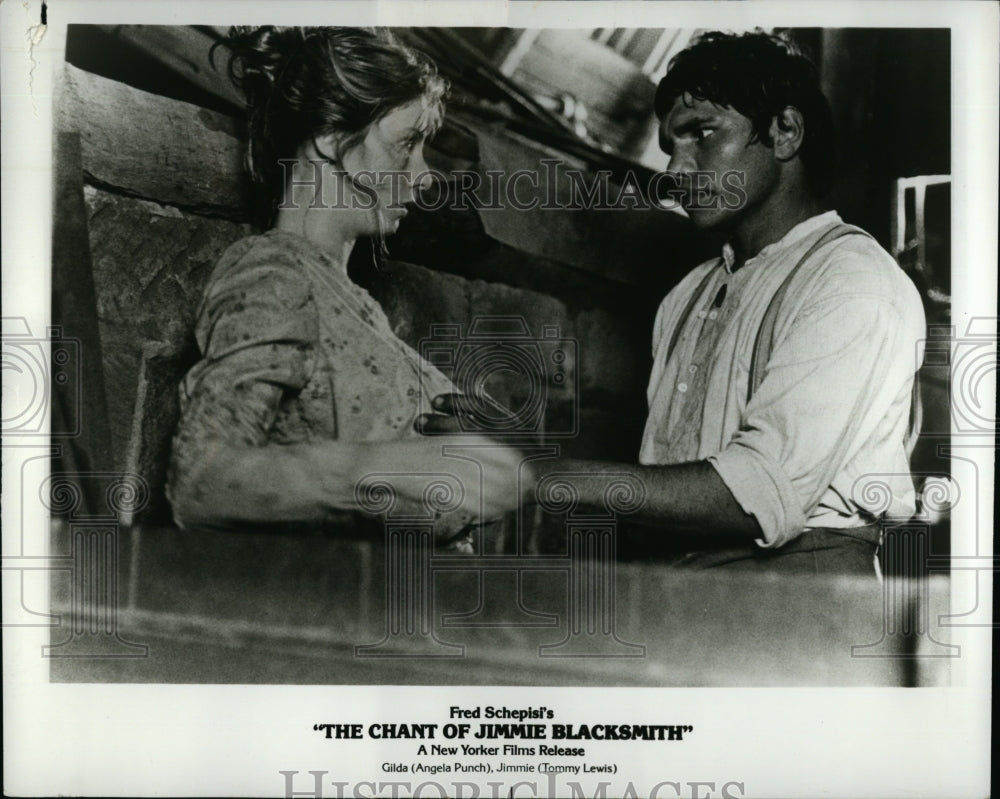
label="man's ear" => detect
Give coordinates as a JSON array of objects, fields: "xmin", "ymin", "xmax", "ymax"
[{"xmin": 769, "ymin": 106, "xmax": 806, "ymax": 162}]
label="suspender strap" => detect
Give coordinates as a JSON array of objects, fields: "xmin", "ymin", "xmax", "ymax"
[
  {"xmin": 748, "ymin": 224, "xmax": 871, "ymax": 401},
  {"xmin": 664, "ymin": 223, "xmax": 921, "ymax": 459},
  {"xmin": 664, "ymin": 226, "xmax": 867, "ymax": 376},
  {"xmin": 746, "ymin": 221, "xmax": 923, "ymax": 458},
  {"xmin": 664, "ymin": 261, "xmax": 720, "ymax": 365}
]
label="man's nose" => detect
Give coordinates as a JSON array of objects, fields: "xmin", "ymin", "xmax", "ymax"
[{"xmin": 665, "ymin": 149, "xmax": 696, "ymax": 179}]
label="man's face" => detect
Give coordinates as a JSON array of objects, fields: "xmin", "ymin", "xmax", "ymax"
[{"xmin": 659, "ymin": 94, "xmax": 780, "ymax": 231}]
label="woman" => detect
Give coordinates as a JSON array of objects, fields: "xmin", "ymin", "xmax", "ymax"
[{"xmin": 167, "ymin": 27, "xmax": 524, "ymax": 535}]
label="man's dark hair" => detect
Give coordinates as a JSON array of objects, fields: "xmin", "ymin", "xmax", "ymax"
[{"xmin": 655, "ymin": 30, "xmax": 836, "ymax": 196}]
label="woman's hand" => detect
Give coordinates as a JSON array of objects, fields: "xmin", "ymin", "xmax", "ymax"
[{"xmin": 354, "ymin": 434, "xmax": 533, "ymax": 521}]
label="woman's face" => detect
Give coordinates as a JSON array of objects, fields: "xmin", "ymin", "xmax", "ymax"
[{"xmin": 338, "ymin": 99, "xmax": 436, "ymax": 238}]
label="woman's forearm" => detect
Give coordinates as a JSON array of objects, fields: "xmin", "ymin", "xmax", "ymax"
[
  {"xmin": 168, "ymin": 435, "xmax": 531, "ymax": 529},
  {"xmin": 167, "ymin": 439, "xmax": 366, "ymax": 528}
]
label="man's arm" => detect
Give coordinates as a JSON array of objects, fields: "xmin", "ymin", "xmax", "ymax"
[
  {"xmin": 416, "ymin": 397, "xmax": 760, "ymax": 541},
  {"xmin": 533, "ymin": 458, "xmax": 761, "ymax": 540}
]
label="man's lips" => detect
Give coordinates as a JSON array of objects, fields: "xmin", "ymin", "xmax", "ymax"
[
  {"xmin": 657, "ymin": 177, "xmax": 719, "ymax": 211},
  {"xmin": 681, "ymin": 190, "xmax": 720, "ymax": 211}
]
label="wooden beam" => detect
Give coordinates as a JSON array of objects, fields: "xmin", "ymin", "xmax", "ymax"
[
  {"xmin": 642, "ymin": 29, "xmax": 674, "ymax": 76},
  {"xmin": 92, "ymin": 25, "xmax": 244, "ymax": 111},
  {"xmin": 56, "ymin": 63, "xmax": 250, "ymax": 219},
  {"xmin": 498, "ymin": 29, "xmax": 541, "ymax": 77},
  {"xmin": 52, "ymin": 132, "xmax": 116, "ymax": 512}
]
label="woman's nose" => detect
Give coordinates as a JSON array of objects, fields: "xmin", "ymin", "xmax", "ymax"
[
  {"xmin": 413, "ymin": 168, "xmax": 434, "ymax": 194},
  {"xmin": 410, "ymin": 151, "xmax": 433, "ymax": 192}
]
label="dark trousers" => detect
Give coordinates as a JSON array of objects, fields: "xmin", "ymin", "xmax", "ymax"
[{"xmin": 667, "ymin": 524, "xmax": 882, "ymax": 577}]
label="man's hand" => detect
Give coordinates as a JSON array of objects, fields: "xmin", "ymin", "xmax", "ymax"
[
  {"xmin": 414, "ymin": 392, "xmax": 523, "ymax": 435},
  {"xmin": 413, "ymin": 392, "xmax": 467, "ymax": 435}
]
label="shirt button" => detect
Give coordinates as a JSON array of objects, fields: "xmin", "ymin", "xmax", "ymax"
[
  {"xmin": 677, "ymin": 382, "xmax": 688, "ymax": 393},
  {"xmin": 708, "ymin": 310, "xmax": 719, "ymax": 320},
  {"xmin": 688, "ymin": 364, "xmax": 698, "ymax": 374},
  {"xmin": 697, "ymin": 310, "xmax": 707, "ymax": 319}
]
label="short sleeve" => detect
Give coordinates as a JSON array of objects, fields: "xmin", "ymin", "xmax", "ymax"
[
  {"xmin": 202, "ymin": 248, "xmax": 316, "ymax": 381},
  {"xmin": 168, "ymin": 244, "xmax": 322, "ymax": 523}
]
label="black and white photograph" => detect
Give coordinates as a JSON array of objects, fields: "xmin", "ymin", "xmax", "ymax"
[{"xmin": 2, "ymin": 1, "xmax": 995, "ymax": 797}]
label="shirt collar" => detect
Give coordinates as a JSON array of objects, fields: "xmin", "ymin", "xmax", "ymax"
[{"xmin": 720, "ymin": 210, "xmax": 842, "ymax": 274}]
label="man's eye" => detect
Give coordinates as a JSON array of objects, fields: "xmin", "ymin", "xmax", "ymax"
[{"xmin": 695, "ymin": 128, "xmax": 715, "ymax": 142}]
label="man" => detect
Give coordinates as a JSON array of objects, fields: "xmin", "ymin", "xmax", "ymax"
[{"xmin": 422, "ymin": 31, "xmax": 926, "ymax": 576}]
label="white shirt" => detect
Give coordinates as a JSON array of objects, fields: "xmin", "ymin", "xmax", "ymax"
[{"xmin": 640, "ymin": 211, "xmax": 926, "ymax": 548}]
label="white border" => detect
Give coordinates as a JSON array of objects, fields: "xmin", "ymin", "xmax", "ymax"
[{"xmin": 3, "ymin": 2, "xmax": 995, "ymax": 797}]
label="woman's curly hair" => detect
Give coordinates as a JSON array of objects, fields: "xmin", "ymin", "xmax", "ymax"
[{"xmin": 217, "ymin": 26, "xmax": 447, "ymax": 226}]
